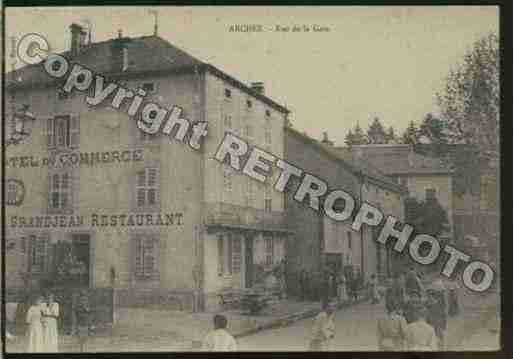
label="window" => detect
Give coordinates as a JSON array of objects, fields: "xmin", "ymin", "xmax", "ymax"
[
  {"xmin": 217, "ymin": 235, "xmax": 224, "ymax": 276},
  {"xmin": 264, "ymin": 186, "xmax": 272, "ymax": 212},
  {"xmin": 244, "ymin": 125, "xmax": 254, "ymax": 139},
  {"xmin": 134, "ymin": 234, "xmax": 158, "ymax": 278},
  {"xmin": 265, "ymin": 109, "xmax": 271, "ymax": 117},
  {"xmin": 223, "ymin": 115, "xmax": 232, "ymax": 130},
  {"xmin": 246, "ymin": 100, "xmax": 252, "ymax": 109},
  {"xmin": 49, "ymin": 172, "xmax": 72, "ymax": 211},
  {"xmin": 219, "ymin": 234, "xmax": 241, "ymax": 275},
  {"xmin": 264, "ymin": 236, "xmax": 274, "ymax": 266},
  {"xmin": 47, "ymin": 115, "xmax": 79, "ymax": 149},
  {"xmin": 265, "ymin": 129, "xmax": 272, "ymax": 145},
  {"xmin": 142, "ymin": 82, "xmax": 156, "ymax": 93},
  {"xmin": 231, "ymin": 237, "xmax": 241, "ymax": 274},
  {"xmin": 425, "ymin": 188, "xmax": 436, "ymax": 200},
  {"xmin": 245, "ymin": 180, "xmax": 255, "ymax": 206},
  {"xmin": 29, "ymin": 235, "xmax": 47, "ymax": 273},
  {"xmin": 224, "ymin": 88, "xmax": 232, "ymax": 98},
  {"xmin": 136, "ymin": 168, "xmax": 159, "ymax": 208},
  {"xmin": 223, "ymin": 168, "xmax": 233, "ymax": 192},
  {"xmin": 347, "ymin": 231, "xmax": 352, "ymax": 250},
  {"xmin": 7, "ymin": 181, "xmax": 18, "ymax": 204}
]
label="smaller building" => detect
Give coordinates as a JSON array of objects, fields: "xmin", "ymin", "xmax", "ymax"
[
  {"xmin": 283, "ymin": 129, "xmax": 404, "ymax": 299},
  {"xmin": 336, "ymin": 144, "xmax": 454, "ymax": 238}
]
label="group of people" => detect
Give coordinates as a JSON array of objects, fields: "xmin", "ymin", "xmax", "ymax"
[
  {"xmin": 15, "ymin": 290, "xmax": 93, "ymax": 353},
  {"xmin": 25, "ymin": 293, "xmax": 60, "ymax": 352},
  {"xmin": 377, "ymin": 268, "xmax": 460, "ymax": 351}
]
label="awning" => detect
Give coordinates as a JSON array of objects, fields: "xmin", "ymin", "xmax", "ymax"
[{"xmin": 205, "ymin": 222, "xmax": 294, "ymax": 235}]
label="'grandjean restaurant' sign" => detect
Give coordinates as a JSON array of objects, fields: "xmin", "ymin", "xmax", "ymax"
[{"xmin": 9, "ymin": 213, "xmax": 184, "ymax": 228}]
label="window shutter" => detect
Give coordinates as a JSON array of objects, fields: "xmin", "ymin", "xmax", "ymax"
[
  {"xmin": 47, "ymin": 118, "xmax": 55, "ymax": 149},
  {"xmin": 70, "ymin": 115, "xmax": 80, "ymax": 148},
  {"xmin": 148, "ymin": 168, "xmax": 159, "ymax": 207},
  {"xmin": 217, "ymin": 235, "xmax": 224, "ymax": 276},
  {"xmin": 135, "ymin": 237, "xmax": 143, "ymax": 276},
  {"xmin": 143, "ymin": 237, "xmax": 155, "ymax": 276}
]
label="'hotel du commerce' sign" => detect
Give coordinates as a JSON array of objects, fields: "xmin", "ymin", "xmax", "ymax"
[{"xmin": 6, "ymin": 149, "xmax": 144, "ymax": 168}]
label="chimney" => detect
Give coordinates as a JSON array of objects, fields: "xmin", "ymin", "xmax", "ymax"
[
  {"xmin": 321, "ymin": 131, "xmax": 334, "ymax": 146},
  {"xmin": 70, "ymin": 23, "xmax": 87, "ymax": 55},
  {"xmin": 111, "ymin": 30, "xmax": 131, "ymax": 72},
  {"xmin": 251, "ymin": 82, "xmax": 265, "ymax": 95}
]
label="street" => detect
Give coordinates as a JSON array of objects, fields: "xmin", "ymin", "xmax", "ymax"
[{"xmin": 237, "ymin": 297, "xmax": 500, "ymax": 351}]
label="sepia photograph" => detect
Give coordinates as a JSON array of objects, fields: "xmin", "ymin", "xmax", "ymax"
[{"xmin": 2, "ymin": 5, "xmax": 501, "ymax": 354}]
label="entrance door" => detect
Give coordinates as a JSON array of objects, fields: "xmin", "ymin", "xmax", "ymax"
[
  {"xmin": 245, "ymin": 236, "xmax": 254, "ymax": 288},
  {"xmin": 71, "ymin": 233, "xmax": 90, "ymax": 287}
]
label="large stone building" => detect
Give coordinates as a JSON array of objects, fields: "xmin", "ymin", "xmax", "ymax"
[
  {"xmin": 284, "ymin": 129, "xmax": 405, "ymax": 297},
  {"xmin": 6, "ymin": 24, "xmax": 290, "ymax": 313}
]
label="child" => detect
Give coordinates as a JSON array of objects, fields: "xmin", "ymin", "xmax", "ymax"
[
  {"xmin": 202, "ymin": 314, "xmax": 237, "ymax": 351},
  {"xmin": 377, "ymin": 300, "xmax": 407, "ymax": 351},
  {"xmin": 26, "ymin": 296, "xmax": 45, "ymax": 353},
  {"xmin": 404, "ymin": 304, "xmax": 437, "ymax": 351},
  {"xmin": 309, "ymin": 301, "xmax": 335, "ymax": 351}
]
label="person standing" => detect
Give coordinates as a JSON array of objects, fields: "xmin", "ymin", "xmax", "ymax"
[
  {"xmin": 75, "ymin": 292, "xmax": 92, "ymax": 352},
  {"xmin": 405, "ymin": 268, "xmax": 425, "ymax": 300},
  {"xmin": 369, "ymin": 274, "xmax": 380, "ymax": 304},
  {"xmin": 309, "ymin": 301, "xmax": 336, "ymax": 351},
  {"xmin": 337, "ymin": 270, "xmax": 348, "ymax": 303},
  {"xmin": 425, "ymin": 288, "xmax": 448, "ymax": 350},
  {"xmin": 42, "ymin": 292, "xmax": 60, "ymax": 352},
  {"xmin": 403, "ymin": 291, "xmax": 422, "ymax": 324},
  {"xmin": 377, "ymin": 300, "xmax": 408, "ymax": 351},
  {"xmin": 404, "ymin": 304, "xmax": 438, "ymax": 351},
  {"xmin": 202, "ymin": 314, "xmax": 237, "ymax": 351},
  {"xmin": 26, "ymin": 296, "xmax": 45, "ymax": 353}
]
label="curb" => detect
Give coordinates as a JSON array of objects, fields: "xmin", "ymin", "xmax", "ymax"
[{"xmin": 233, "ymin": 298, "xmax": 368, "ymax": 339}]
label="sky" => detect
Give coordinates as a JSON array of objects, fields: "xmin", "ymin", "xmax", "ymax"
[{"xmin": 5, "ymin": 6, "xmax": 498, "ymax": 146}]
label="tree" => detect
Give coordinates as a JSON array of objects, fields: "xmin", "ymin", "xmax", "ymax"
[
  {"xmin": 386, "ymin": 126, "xmax": 397, "ymax": 144},
  {"xmin": 437, "ymin": 32, "xmax": 499, "ymax": 155},
  {"xmin": 345, "ymin": 122, "xmax": 368, "ymax": 146},
  {"xmin": 405, "ymin": 196, "xmax": 450, "ymax": 237},
  {"xmin": 401, "ymin": 121, "xmax": 419, "ymax": 145},
  {"xmin": 344, "ymin": 130, "xmax": 355, "ymax": 146},
  {"xmin": 418, "ymin": 113, "xmax": 449, "ymax": 147},
  {"xmin": 367, "ymin": 117, "xmax": 387, "ymax": 144}
]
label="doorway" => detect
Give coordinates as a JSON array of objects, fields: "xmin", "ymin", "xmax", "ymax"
[
  {"xmin": 245, "ymin": 236, "xmax": 254, "ymax": 288},
  {"xmin": 71, "ymin": 233, "xmax": 90, "ymax": 287}
]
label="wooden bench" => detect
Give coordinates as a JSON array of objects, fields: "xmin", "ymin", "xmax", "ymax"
[{"xmin": 218, "ymin": 291, "xmax": 241, "ymax": 310}]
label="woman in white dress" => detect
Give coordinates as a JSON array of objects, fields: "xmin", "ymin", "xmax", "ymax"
[
  {"xmin": 26, "ymin": 296, "xmax": 45, "ymax": 353},
  {"xmin": 42, "ymin": 293, "xmax": 60, "ymax": 352}
]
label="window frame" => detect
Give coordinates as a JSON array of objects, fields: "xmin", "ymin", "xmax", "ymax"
[
  {"xmin": 133, "ymin": 232, "xmax": 159, "ymax": 279},
  {"xmin": 264, "ymin": 235, "xmax": 274, "ymax": 267},
  {"xmin": 48, "ymin": 171, "xmax": 73, "ymax": 213},
  {"xmin": 135, "ymin": 167, "xmax": 160, "ymax": 210}
]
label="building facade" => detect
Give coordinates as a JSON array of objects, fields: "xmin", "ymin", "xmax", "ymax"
[
  {"xmin": 338, "ymin": 144, "xmax": 454, "ymax": 238},
  {"xmin": 6, "ymin": 24, "xmax": 289, "ymax": 313},
  {"xmin": 283, "ymin": 129, "xmax": 404, "ymax": 296}
]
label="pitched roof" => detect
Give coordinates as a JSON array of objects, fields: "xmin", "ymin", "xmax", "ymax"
[
  {"xmin": 285, "ymin": 127, "xmax": 404, "ymax": 193},
  {"xmin": 335, "ymin": 144, "xmax": 453, "ymax": 175},
  {"xmin": 7, "ymin": 35, "xmax": 289, "ymax": 114}
]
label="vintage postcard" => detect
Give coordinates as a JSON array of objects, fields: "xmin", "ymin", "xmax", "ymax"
[{"xmin": 2, "ymin": 6, "xmax": 500, "ymax": 353}]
